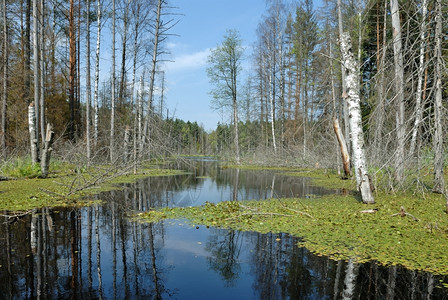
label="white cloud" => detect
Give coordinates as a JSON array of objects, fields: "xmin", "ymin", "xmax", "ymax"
[{"xmin": 166, "ymin": 48, "xmax": 213, "ymax": 72}]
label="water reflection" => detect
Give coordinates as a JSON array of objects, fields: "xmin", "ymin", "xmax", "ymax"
[{"xmin": 0, "ymin": 160, "xmax": 447, "ymax": 299}]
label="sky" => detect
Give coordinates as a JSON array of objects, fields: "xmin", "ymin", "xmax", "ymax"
[{"xmin": 162, "ymin": 0, "xmax": 269, "ymax": 131}]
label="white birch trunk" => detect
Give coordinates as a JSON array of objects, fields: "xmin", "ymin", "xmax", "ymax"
[
  {"xmin": 137, "ymin": 74, "xmax": 144, "ymax": 156},
  {"xmin": 409, "ymin": 0, "xmax": 427, "ymax": 156},
  {"xmin": 337, "ymin": 0, "xmax": 350, "ymax": 144},
  {"xmin": 93, "ymin": 0, "xmax": 101, "ymax": 146},
  {"xmin": 28, "ymin": 102, "xmax": 38, "ymax": 164},
  {"xmin": 390, "ymin": 0, "xmax": 406, "ymax": 183},
  {"xmin": 340, "ymin": 32, "xmax": 374, "ymax": 204}
]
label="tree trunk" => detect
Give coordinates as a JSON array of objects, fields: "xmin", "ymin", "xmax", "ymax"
[
  {"xmin": 93, "ymin": 0, "xmax": 101, "ymax": 146},
  {"xmin": 333, "ymin": 118, "xmax": 351, "ymax": 178},
  {"xmin": 25, "ymin": 0, "xmax": 31, "ymax": 105},
  {"xmin": 28, "ymin": 102, "xmax": 38, "ymax": 164},
  {"xmin": 409, "ymin": 0, "xmax": 427, "ymax": 156},
  {"xmin": 432, "ymin": 0, "xmax": 445, "ymax": 196},
  {"xmin": 40, "ymin": 123, "xmax": 54, "ymax": 178},
  {"xmin": 143, "ymin": 0, "xmax": 163, "ymax": 155},
  {"xmin": 33, "ymin": 0, "xmax": 39, "ymax": 148},
  {"xmin": 39, "ymin": 0, "xmax": 44, "ymax": 143},
  {"xmin": 340, "ymin": 32, "xmax": 374, "ymax": 204},
  {"xmin": 110, "ymin": 0, "xmax": 116, "ymax": 161},
  {"xmin": 373, "ymin": 0, "xmax": 388, "ymax": 151},
  {"xmin": 269, "ymin": 70, "xmax": 277, "ymax": 154},
  {"xmin": 68, "ymin": 0, "xmax": 76, "ymax": 141},
  {"xmin": 86, "ymin": 0, "xmax": 91, "ymax": 162},
  {"xmin": 337, "ymin": 0, "xmax": 350, "ymax": 146},
  {"xmin": 390, "ymin": 0, "xmax": 406, "ymax": 183},
  {"xmin": 1, "ymin": 0, "xmax": 8, "ymax": 159},
  {"xmin": 118, "ymin": 0, "xmax": 130, "ymax": 108},
  {"xmin": 233, "ymin": 89, "xmax": 240, "ymax": 164},
  {"xmin": 124, "ymin": 125, "xmax": 130, "ymax": 163}
]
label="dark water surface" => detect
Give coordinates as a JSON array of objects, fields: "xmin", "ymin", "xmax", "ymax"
[{"xmin": 1, "ymin": 159, "xmax": 447, "ymax": 299}]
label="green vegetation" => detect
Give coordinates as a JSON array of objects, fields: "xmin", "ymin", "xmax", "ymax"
[
  {"xmin": 137, "ymin": 192, "xmax": 448, "ymax": 275},
  {"xmin": 0, "ymin": 159, "xmax": 185, "ymax": 211},
  {"xmin": 136, "ymin": 166, "xmax": 448, "ymax": 276}
]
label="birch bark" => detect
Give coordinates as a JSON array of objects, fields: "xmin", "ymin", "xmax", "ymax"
[
  {"xmin": 409, "ymin": 0, "xmax": 427, "ymax": 156},
  {"xmin": 340, "ymin": 32, "xmax": 374, "ymax": 204},
  {"xmin": 28, "ymin": 102, "xmax": 38, "ymax": 164},
  {"xmin": 93, "ymin": 0, "xmax": 101, "ymax": 146}
]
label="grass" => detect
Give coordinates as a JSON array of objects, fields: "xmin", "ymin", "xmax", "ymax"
[{"xmin": 0, "ymin": 159, "xmax": 186, "ymax": 211}]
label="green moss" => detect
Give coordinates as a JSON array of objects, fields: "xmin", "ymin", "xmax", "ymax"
[
  {"xmin": 136, "ymin": 191, "xmax": 448, "ymax": 275},
  {"xmin": 0, "ymin": 166, "xmax": 185, "ymax": 212}
]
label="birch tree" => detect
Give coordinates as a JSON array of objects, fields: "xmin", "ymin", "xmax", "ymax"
[
  {"xmin": 340, "ymin": 32, "xmax": 374, "ymax": 204},
  {"xmin": 93, "ymin": 0, "xmax": 101, "ymax": 146},
  {"xmin": 207, "ymin": 30, "xmax": 244, "ymax": 164},
  {"xmin": 409, "ymin": 0, "xmax": 427, "ymax": 156}
]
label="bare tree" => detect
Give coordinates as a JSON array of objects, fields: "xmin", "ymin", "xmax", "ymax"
[
  {"xmin": 110, "ymin": 0, "xmax": 116, "ymax": 161},
  {"xmin": 1, "ymin": 0, "xmax": 8, "ymax": 159},
  {"xmin": 39, "ymin": 0, "xmax": 44, "ymax": 143},
  {"xmin": 86, "ymin": 0, "xmax": 91, "ymax": 161},
  {"xmin": 68, "ymin": 0, "xmax": 76, "ymax": 141},
  {"xmin": 32, "ymin": 0, "xmax": 39, "ymax": 156},
  {"xmin": 409, "ymin": 0, "xmax": 427, "ymax": 157},
  {"xmin": 390, "ymin": 0, "xmax": 406, "ymax": 183},
  {"xmin": 340, "ymin": 32, "xmax": 374, "ymax": 204},
  {"xmin": 143, "ymin": 0, "xmax": 177, "ymax": 154},
  {"xmin": 93, "ymin": 0, "xmax": 101, "ymax": 147},
  {"xmin": 432, "ymin": 0, "xmax": 445, "ymax": 198}
]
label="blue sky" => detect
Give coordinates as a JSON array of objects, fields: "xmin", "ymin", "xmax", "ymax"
[{"xmin": 163, "ymin": 0, "xmax": 269, "ymax": 131}]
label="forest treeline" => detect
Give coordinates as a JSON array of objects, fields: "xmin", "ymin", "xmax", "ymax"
[{"xmin": 0, "ymin": 0, "xmax": 446, "ymax": 192}]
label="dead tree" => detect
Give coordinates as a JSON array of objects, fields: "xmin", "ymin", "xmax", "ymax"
[{"xmin": 340, "ymin": 32, "xmax": 374, "ymax": 204}]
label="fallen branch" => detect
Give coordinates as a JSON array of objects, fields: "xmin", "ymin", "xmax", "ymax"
[
  {"xmin": 0, "ymin": 210, "xmax": 33, "ymax": 224},
  {"xmin": 391, "ymin": 206, "xmax": 419, "ymax": 222}
]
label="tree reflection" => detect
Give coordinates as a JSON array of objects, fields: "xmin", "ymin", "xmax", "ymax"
[
  {"xmin": 205, "ymin": 228, "xmax": 242, "ymax": 287},
  {"xmin": 1, "ymin": 159, "xmax": 448, "ymax": 298}
]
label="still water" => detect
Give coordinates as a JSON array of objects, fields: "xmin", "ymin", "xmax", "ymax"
[{"xmin": 0, "ymin": 159, "xmax": 447, "ymax": 299}]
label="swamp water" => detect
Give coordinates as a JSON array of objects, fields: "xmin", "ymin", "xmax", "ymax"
[{"xmin": 0, "ymin": 159, "xmax": 447, "ymax": 299}]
